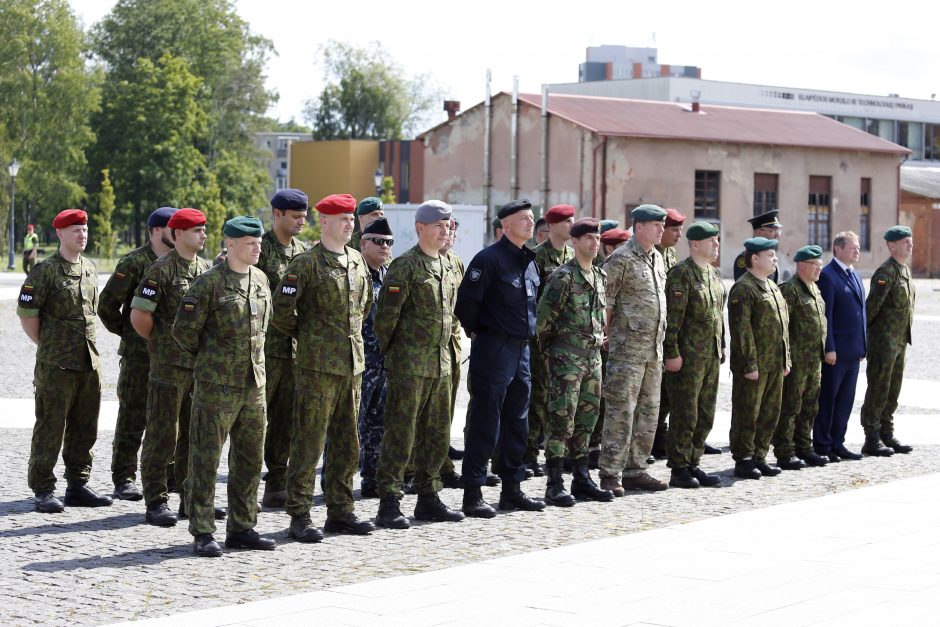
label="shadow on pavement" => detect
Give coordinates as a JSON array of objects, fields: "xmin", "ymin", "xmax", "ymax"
[
  {"xmin": 0, "ymin": 498, "xmax": 39, "ymax": 517},
  {"xmin": 21, "ymin": 543, "xmax": 194, "ymax": 572},
  {"xmin": 0, "ymin": 511, "xmax": 142, "ymax": 537}
]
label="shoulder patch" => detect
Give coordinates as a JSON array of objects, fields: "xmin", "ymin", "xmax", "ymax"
[
  {"xmin": 114, "ymin": 271, "xmax": 126, "ymax": 281},
  {"xmin": 179, "ymin": 295, "xmax": 198, "ymax": 319},
  {"xmin": 736, "ymin": 257, "xmax": 746, "ymax": 268},
  {"xmin": 469, "ymin": 268, "xmax": 482, "ymax": 282}
]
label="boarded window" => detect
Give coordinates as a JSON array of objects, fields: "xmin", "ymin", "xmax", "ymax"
[
  {"xmin": 808, "ymin": 176, "xmax": 832, "ymax": 250},
  {"xmin": 694, "ymin": 170, "xmax": 720, "ymax": 220}
]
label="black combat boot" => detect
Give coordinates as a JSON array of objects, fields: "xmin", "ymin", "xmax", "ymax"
[
  {"xmin": 690, "ymin": 465, "xmax": 722, "ymax": 487},
  {"xmin": 797, "ymin": 450, "xmax": 829, "ymax": 467},
  {"xmin": 113, "ymin": 481, "xmax": 143, "ymax": 501},
  {"xmin": 289, "ymin": 513, "xmax": 324, "ymax": 543},
  {"xmin": 881, "ymin": 434, "xmax": 912, "ymax": 454},
  {"xmin": 193, "ymin": 533, "xmax": 223, "ymax": 557},
  {"xmin": 225, "ymin": 529, "xmax": 276, "ymax": 551},
  {"xmin": 498, "ymin": 482, "xmax": 546, "ymax": 512},
  {"xmin": 440, "ymin": 471, "xmax": 464, "ymax": 489},
  {"xmin": 777, "ymin": 456, "xmax": 807, "ymax": 470},
  {"xmin": 570, "ymin": 457, "xmax": 614, "ymax": 501},
  {"xmin": 668, "ymin": 467, "xmax": 700, "ymax": 489},
  {"xmin": 862, "ymin": 435, "xmax": 894, "ymax": 457},
  {"xmin": 324, "ymin": 512, "xmax": 376, "ymax": 535},
  {"xmin": 145, "ymin": 502, "xmax": 178, "ymax": 527},
  {"xmin": 64, "ymin": 482, "xmax": 113, "ymax": 507},
  {"xmin": 544, "ymin": 458, "xmax": 576, "ymax": 507},
  {"xmin": 755, "ymin": 460, "xmax": 782, "ymax": 477},
  {"xmin": 375, "ymin": 495, "xmax": 411, "ymax": 529},
  {"xmin": 525, "ymin": 460, "xmax": 545, "ymax": 478},
  {"xmin": 703, "ymin": 443, "xmax": 722, "ymax": 455},
  {"xmin": 462, "ymin": 485, "xmax": 497, "ymax": 519},
  {"xmin": 34, "ymin": 492, "xmax": 65, "ymax": 513},
  {"xmin": 733, "ymin": 459, "xmax": 761, "ymax": 480},
  {"xmin": 414, "ymin": 492, "xmax": 465, "ymax": 522}
]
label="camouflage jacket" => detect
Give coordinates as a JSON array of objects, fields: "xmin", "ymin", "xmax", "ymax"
[
  {"xmin": 131, "ymin": 249, "xmax": 211, "ymax": 369},
  {"xmin": 348, "ymin": 230, "xmax": 362, "ymax": 252},
  {"xmin": 780, "ymin": 275, "xmax": 826, "ymax": 365},
  {"xmin": 375, "ymin": 245, "xmax": 457, "ymax": 378},
  {"xmin": 272, "ymin": 244, "xmax": 371, "ymax": 376},
  {"xmin": 604, "ymin": 237, "xmax": 666, "ymax": 363},
  {"xmin": 445, "ymin": 249, "xmax": 465, "ymax": 360},
  {"xmin": 728, "ymin": 271, "xmax": 791, "ymax": 373},
  {"xmin": 536, "ymin": 258, "xmax": 606, "ymax": 355},
  {"xmin": 663, "ymin": 257, "xmax": 725, "ymax": 362},
  {"xmin": 256, "ymin": 230, "xmax": 307, "ymax": 359},
  {"xmin": 532, "ymin": 240, "xmax": 574, "ymax": 300},
  {"xmin": 866, "ymin": 257, "xmax": 915, "ymax": 349},
  {"xmin": 656, "ymin": 244, "xmax": 680, "ymax": 273},
  {"xmin": 172, "ymin": 263, "xmax": 270, "ymax": 388},
  {"xmin": 363, "ymin": 263, "xmax": 387, "ymax": 369},
  {"xmin": 98, "ymin": 244, "xmax": 157, "ymax": 361},
  {"xmin": 17, "ymin": 251, "xmax": 100, "ymax": 371}
]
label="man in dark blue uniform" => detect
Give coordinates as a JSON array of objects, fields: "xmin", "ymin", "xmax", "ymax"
[{"xmin": 455, "ymin": 199, "xmax": 546, "ymax": 518}]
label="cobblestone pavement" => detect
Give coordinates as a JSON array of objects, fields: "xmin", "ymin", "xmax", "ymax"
[{"xmin": 1, "ymin": 275, "xmax": 938, "ymax": 625}]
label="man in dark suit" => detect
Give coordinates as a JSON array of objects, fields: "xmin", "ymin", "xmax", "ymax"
[{"xmin": 814, "ymin": 231, "xmax": 866, "ymax": 462}]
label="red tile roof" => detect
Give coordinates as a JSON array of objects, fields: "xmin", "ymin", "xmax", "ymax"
[{"xmin": 515, "ymin": 92, "xmax": 910, "ymax": 155}]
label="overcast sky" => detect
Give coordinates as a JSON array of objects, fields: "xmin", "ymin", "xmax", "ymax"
[{"xmin": 72, "ymin": 0, "xmax": 938, "ymax": 129}]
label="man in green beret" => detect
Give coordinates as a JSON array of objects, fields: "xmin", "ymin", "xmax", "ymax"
[
  {"xmin": 771, "ymin": 245, "xmax": 827, "ymax": 471},
  {"xmin": 662, "ymin": 222, "xmax": 725, "ymax": 488},
  {"xmin": 600, "ymin": 204, "xmax": 669, "ymax": 495},
  {"xmin": 728, "ymin": 237, "xmax": 790, "ymax": 479},
  {"xmin": 172, "ymin": 217, "xmax": 275, "ymax": 556},
  {"xmin": 859, "ymin": 226, "xmax": 915, "ymax": 455},
  {"xmin": 350, "ymin": 197, "xmax": 385, "ymax": 251},
  {"xmin": 734, "ymin": 211, "xmax": 782, "ymax": 282}
]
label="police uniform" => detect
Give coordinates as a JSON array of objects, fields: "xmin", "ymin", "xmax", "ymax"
[{"xmin": 733, "ymin": 210, "xmax": 782, "ymax": 283}]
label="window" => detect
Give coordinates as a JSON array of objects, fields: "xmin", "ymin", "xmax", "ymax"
[
  {"xmin": 860, "ymin": 178, "xmax": 871, "ymax": 251},
  {"xmin": 694, "ymin": 170, "xmax": 720, "ymax": 220},
  {"xmin": 899, "ymin": 122, "xmax": 925, "ymax": 160},
  {"xmin": 808, "ymin": 176, "xmax": 832, "ymax": 250},
  {"xmin": 926, "ymin": 124, "xmax": 940, "ymax": 161},
  {"xmin": 753, "ymin": 173, "xmax": 778, "ymax": 216}
]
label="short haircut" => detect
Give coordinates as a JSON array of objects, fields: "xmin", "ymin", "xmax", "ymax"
[
  {"xmin": 744, "ymin": 249, "xmax": 759, "ymax": 268},
  {"xmin": 833, "ymin": 231, "xmax": 858, "ymax": 249}
]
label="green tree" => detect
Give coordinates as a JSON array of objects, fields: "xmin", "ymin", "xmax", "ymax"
[
  {"xmin": 380, "ymin": 176, "xmax": 397, "ymax": 205},
  {"xmin": 93, "ymin": 168, "xmax": 118, "ymax": 259},
  {"xmin": 305, "ymin": 41, "xmax": 442, "ymax": 140},
  {"xmin": 0, "ymin": 0, "xmax": 98, "ymax": 232}
]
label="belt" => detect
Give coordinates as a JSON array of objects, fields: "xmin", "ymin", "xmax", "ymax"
[{"xmin": 550, "ymin": 339, "xmax": 601, "ymax": 359}]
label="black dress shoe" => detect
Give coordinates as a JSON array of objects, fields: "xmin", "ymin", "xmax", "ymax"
[
  {"xmin": 827, "ymin": 454, "xmax": 842, "ymax": 463},
  {"xmin": 733, "ymin": 460, "xmax": 761, "ymax": 480},
  {"xmin": 194, "ymin": 533, "xmax": 223, "ymax": 557},
  {"xmin": 146, "ymin": 502, "xmax": 178, "ymax": 527},
  {"xmin": 376, "ymin": 495, "xmax": 411, "ymax": 529},
  {"xmin": 523, "ymin": 467, "xmax": 535, "ymax": 480},
  {"xmin": 777, "ymin": 456, "xmax": 806, "ymax": 471},
  {"xmin": 324, "ymin": 512, "xmax": 375, "ymax": 535},
  {"xmin": 34, "ymin": 492, "xmax": 65, "ymax": 513},
  {"xmin": 703, "ymin": 443, "xmax": 722, "ymax": 455},
  {"xmin": 690, "ymin": 466, "xmax": 722, "ymax": 487},
  {"xmin": 225, "ymin": 529, "xmax": 276, "ymax": 551},
  {"xmin": 484, "ymin": 473, "xmax": 501, "ymax": 487},
  {"xmin": 797, "ymin": 451, "xmax": 829, "ymax": 467},
  {"xmin": 462, "ymin": 486, "xmax": 497, "ymax": 519},
  {"xmin": 755, "ymin": 461, "xmax": 782, "ymax": 477},
  {"xmin": 497, "ymin": 483, "xmax": 545, "ymax": 511},
  {"xmin": 441, "ymin": 471, "xmax": 464, "ymax": 489},
  {"xmin": 414, "ymin": 493, "xmax": 465, "ymax": 522},
  {"xmin": 669, "ymin": 467, "xmax": 700, "ymax": 489},
  {"xmin": 834, "ymin": 447, "xmax": 862, "ymax": 461},
  {"xmin": 64, "ymin": 483, "xmax": 113, "ymax": 507},
  {"xmin": 882, "ymin": 435, "xmax": 913, "ymax": 454},
  {"xmin": 289, "ymin": 513, "xmax": 324, "ymax": 543},
  {"xmin": 646, "ymin": 455, "xmax": 657, "ymax": 465},
  {"xmin": 113, "ymin": 481, "xmax": 144, "ymax": 501},
  {"xmin": 448, "ymin": 446, "xmax": 464, "ymax": 460},
  {"xmin": 525, "ymin": 461, "xmax": 545, "ymax": 477},
  {"xmin": 862, "ymin": 436, "xmax": 894, "ymax": 457}
]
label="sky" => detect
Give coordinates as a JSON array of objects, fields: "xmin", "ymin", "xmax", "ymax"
[{"xmin": 71, "ymin": 0, "xmax": 938, "ymax": 130}]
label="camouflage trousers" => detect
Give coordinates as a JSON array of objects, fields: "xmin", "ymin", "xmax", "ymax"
[
  {"xmin": 440, "ymin": 351, "xmax": 461, "ymax": 476},
  {"xmin": 773, "ymin": 360, "xmax": 821, "ymax": 459},
  {"xmin": 111, "ymin": 355, "xmax": 149, "ymax": 486},
  {"xmin": 729, "ymin": 369, "xmax": 784, "ymax": 462},
  {"xmin": 286, "ymin": 368, "xmax": 361, "ymax": 519},
  {"xmin": 263, "ymin": 356, "xmax": 294, "ymax": 492},
  {"xmin": 599, "ymin": 359, "xmax": 662, "ymax": 479},
  {"xmin": 357, "ymin": 360, "xmax": 388, "ymax": 489},
  {"xmin": 544, "ymin": 348, "xmax": 602, "ymax": 461},
  {"xmin": 588, "ymin": 348, "xmax": 609, "ymax": 450},
  {"xmin": 376, "ymin": 371, "xmax": 452, "ymax": 497},
  {"xmin": 665, "ymin": 356, "xmax": 719, "ymax": 469},
  {"xmin": 860, "ymin": 344, "xmax": 907, "ymax": 438},
  {"xmin": 185, "ymin": 381, "xmax": 265, "ymax": 536},
  {"xmin": 28, "ymin": 364, "xmax": 101, "ymax": 494},
  {"xmin": 525, "ymin": 339, "xmax": 549, "ymax": 464},
  {"xmin": 141, "ymin": 363, "xmax": 193, "ymax": 507}
]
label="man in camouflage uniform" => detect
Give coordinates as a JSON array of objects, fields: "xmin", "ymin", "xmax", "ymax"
[
  {"xmin": 537, "ymin": 217, "xmax": 613, "ymax": 506},
  {"xmin": 772, "ymin": 245, "xmax": 827, "ymax": 470},
  {"xmin": 98, "ymin": 206, "xmax": 176, "ymax": 501},
  {"xmin": 172, "ymin": 217, "xmax": 275, "ymax": 557},
  {"xmin": 273, "ymin": 193, "xmax": 376, "ymax": 542},
  {"xmin": 662, "ymin": 222, "xmax": 724, "ymax": 489},
  {"xmin": 255, "ymin": 189, "xmax": 309, "ymax": 508},
  {"xmin": 349, "ymin": 197, "xmax": 384, "ymax": 251},
  {"xmin": 356, "ymin": 217, "xmax": 394, "ymax": 498},
  {"xmin": 18, "ymin": 209, "xmax": 112, "ymax": 513},
  {"xmin": 860, "ymin": 226, "xmax": 916, "ymax": 455},
  {"xmin": 373, "ymin": 201, "xmax": 465, "ymax": 528},
  {"xmin": 599, "ymin": 204, "xmax": 668, "ymax": 495},
  {"xmin": 650, "ymin": 208, "xmax": 686, "ymax": 461},
  {"xmin": 728, "ymin": 237, "xmax": 791, "ymax": 480},
  {"xmin": 131, "ymin": 208, "xmax": 213, "ymax": 526},
  {"xmin": 525, "ymin": 204, "xmax": 575, "ymax": 477}
]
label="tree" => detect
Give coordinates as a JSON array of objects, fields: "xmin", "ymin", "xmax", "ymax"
[
  {"xmin": 305, "ymin": 41, "xmax": 442, "ymax": 140},
  {"xmin": 0, "ymin": 0, "xmax": 98, "ymax": 231},
  {"xmin": 380, "ymin": 176, "xmax": 396, "ymax": 205},
  {"xmin": 93, "ymin": 168, "xmax": 118, "ymax": 259}
]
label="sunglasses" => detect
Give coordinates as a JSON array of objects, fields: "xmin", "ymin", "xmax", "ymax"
[{"xmin": 364, "ymin": 237, "xmax": 394, "ymax": 247}]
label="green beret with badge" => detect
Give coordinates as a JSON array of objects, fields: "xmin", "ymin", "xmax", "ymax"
[
  {"xmin": 631, "ymin": 204, "xmax": 667, "ymax": 223},
  {"xmin": 685, "ymin": 222, "xmax": 720, "ymax": 241},
  {"xmin": 793, "ymin": 245, "xmax": 823, "ymax": 262},
  {"xmin": 883, "ymin": 225, "xmax": 912, "ymax": 242},
  {"xmin": 356, "ymin": 196, "xmax": 383, "ymax": 217},
  {"xmin": 743, "ymin": 237, "xmax": 779, "ymax": 252},
  {"xmin": 223, "ymin": 216, "xmax": 264, "ymax": 238}
]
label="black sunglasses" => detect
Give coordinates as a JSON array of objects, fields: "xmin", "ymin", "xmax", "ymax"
[{"xmin": 364, "ymin": 237, "xmax": 394, "ymax": 247}]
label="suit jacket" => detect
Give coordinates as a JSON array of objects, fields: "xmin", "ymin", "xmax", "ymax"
[{"xmin": 817, "ymin": 259, "xmax": 866, "ymax": 360}]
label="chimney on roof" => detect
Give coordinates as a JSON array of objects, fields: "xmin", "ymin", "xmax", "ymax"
[
  {"xmin": 443, "ymin": 100, "xmax": 461, "ymax": 121},
  {"xmin": 690, "ymin": 90, "xmax": 701, "ymax": 113}
]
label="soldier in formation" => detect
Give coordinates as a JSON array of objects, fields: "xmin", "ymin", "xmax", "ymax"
[
  {"xmin": 349, "ymin": 196, "xmax": 385, "ymax": 251},
  {"xmin": 733, "ymin": 210, "xmax": 782, "ymax": 282}
]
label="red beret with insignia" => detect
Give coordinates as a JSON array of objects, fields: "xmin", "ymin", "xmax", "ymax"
[
  {"xmin": 544, "ymin": 204, "xmax": 576, "ymax": 224},
  {"xmin": 664, "ymin": 208, "xmax": 687, "ymax": 227},
  {"xmin": 601, "ymin": 228, "xmax": 631, "ymax": 246},
  {"xmin": 316, "ymin": 194, "xmax": 357, "ymax": 215},
  {"xmin": 167, "ymin": 208, "xmax": 207, "ymax": 230},
  {"xmin": 52, "ymin": 209, "xmax": 88, "ymax": 229}
]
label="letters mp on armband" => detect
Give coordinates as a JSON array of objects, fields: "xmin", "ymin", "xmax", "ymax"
[
  {"xmin": 18, "ymin": 284, "xmax": 36, "ymax": 307},
  {"xmin": 140, "ymin": 278, "xmax": 159, "ymax": 299}
]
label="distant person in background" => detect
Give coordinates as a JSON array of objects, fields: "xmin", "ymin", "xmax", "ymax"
[
  {"xmin": 349, "ymin": 197, "xmax": 384, "ymax": 251},
  {"xmin": 533, "ymin": 217, "xmax": 549, "ymax": 246},
  {"xmin": 23, "ymin": 223, "xmax": 39, "ymax": 274},
  {"xmin": 492, "ymin": 217, "xmax": 503, "ymax": 242}
]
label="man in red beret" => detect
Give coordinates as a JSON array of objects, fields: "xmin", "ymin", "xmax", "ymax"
[
  {"xmin": 600, "ymin": 228, "xmax": 631, "ymax": 257},
  {"xmin": 273, "ymin": 193, "xmax": 377, "ymax": 541},
  {"xmin": 524, "ymin": 204, "xmax": 576, "ymax": 478},
  {"xmin": 131, "ymin": 208, "xmax": 215, "ymax": 526},
  {"xmin": 17, "ymin": 209, "xmax": 113, "ymax": 512}
]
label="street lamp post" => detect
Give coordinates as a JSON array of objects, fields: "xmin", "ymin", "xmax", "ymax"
[
  {"xmin": 373, "ymin": 168, "xmax": 383, "ymax": 197},
  {"xmin": 8, "ymin": 159, "xmax": 19, "ymax": 270}
]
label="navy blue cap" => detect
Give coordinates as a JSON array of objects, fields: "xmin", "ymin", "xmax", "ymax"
[
  {"xmin": 147, "ymin": 207, "xmax": 177, "ymax": 228},
  {"xmin": 497, "ymin": 199, "xmax": 532, "ymax": 220},
  {"xmin": 270, "ymin": 188, "xmax": 308, "ymax": 211}
]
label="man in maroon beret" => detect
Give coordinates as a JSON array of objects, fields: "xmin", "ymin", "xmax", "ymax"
[
  {"xmin": 18, "ymin": 209, "xmax": 113, "ymax": 512},
  {"xmin": 600, "ymin": 228, "xmax": 631, "ymax": 257}
]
